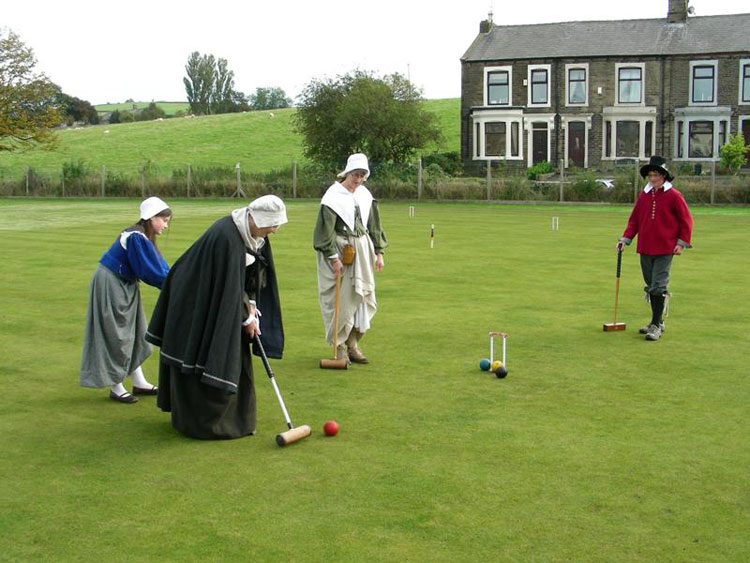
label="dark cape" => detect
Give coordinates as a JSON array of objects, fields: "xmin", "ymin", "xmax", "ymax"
[{"xmin": 145, "ymin": 215, "xmax": 283, "ymax": 439}]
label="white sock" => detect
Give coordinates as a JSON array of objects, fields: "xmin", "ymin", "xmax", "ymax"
[
  {"xmin": 130, "ymin": 366, "xmax": 153, "ymax": 389},
  {"xmin": 111, "ymin": 382, "xmax": 128, "ymax": 396}
]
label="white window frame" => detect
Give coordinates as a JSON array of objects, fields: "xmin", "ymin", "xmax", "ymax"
[
  {"xmin": 471, "ymin": 109, "xmax": 524, "ymax": 161},
  {"xmin": 561, "ymin": 115, "xmax": 593, "ymax": 168},
  {"xmin": 673, "ymin": 114, "xmax": 731, "ymax": 161},
  {"xmin": 565, "ymin": 63, "xmax": 589, "ymax": 107},
  {"xmin": 527, "ymin": 64, "xmax": 551, "ymax": 108},
  {"xmin": 484, "ymin": 66, "xmax": 513, "ymax": 107},
  {"xmin": 615, "ymin": 62, "xmax": 646, "ymax": 107},
  {"xmin": 601, "ymin": 107, "xmax": 657, "ymax": 161},
  {"xmin": 689, "ymin": 60, "xmax": 718, "ymax": 107},
  {"xmin": 739, "ymin": 59, "xmax": 750, "ymax": 106}
]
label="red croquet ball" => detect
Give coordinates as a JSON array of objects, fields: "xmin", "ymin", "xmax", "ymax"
[{"xmin": 323, "ymin": 420, "xmax": 339, "ymax": 436}]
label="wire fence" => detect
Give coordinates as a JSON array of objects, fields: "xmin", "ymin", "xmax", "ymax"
[{"xmin": 1, "ymin": 160, "xmax": 748, "ymax": 205}]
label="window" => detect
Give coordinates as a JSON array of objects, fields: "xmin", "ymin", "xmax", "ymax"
[
  {"xmin": 692, "ymin": 65, "xmax": 715, "ymax": 103},
  {"xmin": 472, "ymin": 110, "xmax": 524, "ymax": 160},
  {"xmin": 527, "ymin": 64, "xmax": 551, "ymax": 107},
  {"xmin": 689, "ymin": 60, "xmax": 718, "ymax": 106},
  {"xmin": 485, "ymin": 67, "xmax": 511, "ymax": 106},
  {"xmin": 618, "ymin": 67, "xmax": 642, "ymax": 104},
  {"xmin": 485, "ymin": 122, "xmax": 506, "ymax": 156},
  {"xmin": 603, "ymin": 112, "xmax": 655, "ymax": 161},
  {"xmin": 741, "ymin": 60, "xmax": 750, "ymax": 103},
  {"xmin": 605, "ymin": 121, "xmax": 612, "ymax": 157},
  {"xmin": 616, "ymin": 121, "xmax": 639, "ymax": 157},
  {"xmin": 674, "ymin": 114, "xmax": 732, "ymax": 160},
  {"xmin": 510, "ymin": 122, "xmax": 519, "ymax": 157},
  {"xmin": 568, "ymin": 68, "xmax": 586, "ymax": 104},
  {"xmin": 531, "ymin": 69, "xmax": 548, "ymax": 104},
  {"xmin": 689, "ymin": 121, "xmax": 713, "ymax": 158}
]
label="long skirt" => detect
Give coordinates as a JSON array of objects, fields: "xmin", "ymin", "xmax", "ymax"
[
  {"xmin": 80, "ymin": 265, "xmax": 151, "ymax": 388},
  {"xmin": 156, "ymin": 346, "xmax": 256, "ymax": 440},
  {"xmin": 317, "ymin": 233, "xmax": 378, "ymax": 347}
]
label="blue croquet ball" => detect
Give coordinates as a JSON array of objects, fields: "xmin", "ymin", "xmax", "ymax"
[
  {"xmin": 479, "ymin": 359, "xmax": 491, "ymax": 371},
  {"xmin": 494, "ymin": 365, "xmax": 508, "ymax": 379}
]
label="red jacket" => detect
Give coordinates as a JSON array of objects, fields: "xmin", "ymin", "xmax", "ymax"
[{"xmin": 622, "ymin": 184, "xmax": 693, "ymax": 255}]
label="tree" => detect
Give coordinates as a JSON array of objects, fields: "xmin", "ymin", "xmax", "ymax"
[
  {"xmin": 719, "ymin": 133, "xmax": 750, "ymax": 174},
  {"xmin": 56, "ymin": 92, "xmax": 99, "ymax": 125},
  {"xmin": 211, "ymin": 58, "xmax": 235, "ymax": 114},
  {"xmin": 294, "ymin": 70, "xmax": 442, "ymax": 168},
  {"xmin": 248, "ymin": 87, "xmax": 291, "ymax": 110},
  {"xmin": 0, "ymin": 29, "xmax": 60, "ymax": 152},
  {"xmin": 183, "ymin": 51, "xmax": 215, "ymax": 115}
]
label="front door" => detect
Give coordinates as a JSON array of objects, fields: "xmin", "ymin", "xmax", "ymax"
[
  {"xmin": 743, "ymin": 119, "xmax": 750, "ymax": 167},
  {"xmin": 532, "ymin": 124, "xmax": 548, "ymax": 165},
  {"xmin": 568, "ymin": 122, "xmax": 585, "ymax": 168}
]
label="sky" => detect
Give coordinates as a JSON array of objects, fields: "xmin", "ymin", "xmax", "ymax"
[{"xmin": 3, "ymin": 0, "xmax": 748, "ymax": 105}]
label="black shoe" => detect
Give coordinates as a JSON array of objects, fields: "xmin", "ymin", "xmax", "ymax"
[
  {"xmin": 109, "ymin": 390, "xmax": 138, "ymax": 403},
  {"xmin": 132, "ymin": 385, "xmax": 158, "ymax": 396}
]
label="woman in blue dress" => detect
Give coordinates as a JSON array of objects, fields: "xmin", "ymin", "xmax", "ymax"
[{"xmin": 80, "ymin": 197, "xmax": 171, "ymax": 403}]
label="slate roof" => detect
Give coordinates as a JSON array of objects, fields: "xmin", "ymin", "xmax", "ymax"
[{"xmin": 462, "ymin": 14, "xmax": 750, "ymax": 62}]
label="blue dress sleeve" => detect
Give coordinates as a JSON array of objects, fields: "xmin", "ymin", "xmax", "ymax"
[{"xmin": 126, "ymin": 233, "xmax": 170, "ymax": 289}]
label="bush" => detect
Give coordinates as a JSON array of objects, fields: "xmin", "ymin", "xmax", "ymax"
[
  {"xmin": 720, "ymin": 134, "xmax": 750, "ymax": 174},
  {"xmin": 526, "ymin": 160, "xmax": 553, "ymax": 180}
]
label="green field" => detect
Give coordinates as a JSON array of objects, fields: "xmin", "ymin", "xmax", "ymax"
[
  {"xmin": 0, "ymin": 99, "xmax": 460, "ymax": 179},
  {"xmin": 95, "ymin": 101, "xmax": 191, "ymax": 115},
  {"xmin": 1, "ymin": 199, "xmax": 748, "ymax": 561}
]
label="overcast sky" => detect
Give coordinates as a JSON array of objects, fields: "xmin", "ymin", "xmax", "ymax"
[{"xmin": 3, "ymin": 0, "xmax": 748, "ymax": 105}]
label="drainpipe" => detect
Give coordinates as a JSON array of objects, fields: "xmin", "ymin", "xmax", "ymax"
[{"xmin": 660, "ymin": 56, "xmax": 666, "ymax": 157}]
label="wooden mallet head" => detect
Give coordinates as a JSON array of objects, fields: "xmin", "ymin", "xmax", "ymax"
[
  {"xmin": 276, "ymin": 425, "xmax": 312, "ymax": 447},
  {"xmin": 319, "ymin": 358, "xmax": 349, "ymax": 369}
]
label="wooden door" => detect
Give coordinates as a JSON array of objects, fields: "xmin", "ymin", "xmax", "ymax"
[{"xmin": 568, "ymin": 122, "xmax": 585, "ymax": 168}]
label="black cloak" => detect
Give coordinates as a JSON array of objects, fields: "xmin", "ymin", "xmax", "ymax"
[{"xmin": 146, "ymin": 215, "xmax": 283, "ymax": 394}]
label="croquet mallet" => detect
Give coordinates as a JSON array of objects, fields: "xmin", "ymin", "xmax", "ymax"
[
  {"xmin": 603, "ymin": 249, "xmax": 627, "ymax": 331},
  {"xmin": 319, "ymin": 273, "xmax": 348, "ymax": 369},
  {"xmin": 254, "ymin": 335, "xmax": 312, "ymax": 446}
]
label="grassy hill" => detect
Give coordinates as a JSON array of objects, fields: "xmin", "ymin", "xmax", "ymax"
[
  {"xmin": 95, "ymin": 101, "xmax": 190, "ymax": 116},
  {"xmin": 0, "ymin": 99, "xmax": 459, "ymax": 179}
]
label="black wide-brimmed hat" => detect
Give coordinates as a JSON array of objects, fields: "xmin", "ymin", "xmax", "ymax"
[{"xmin": 640, "ymin": 155, "xmax": 674, "ymax": 182}]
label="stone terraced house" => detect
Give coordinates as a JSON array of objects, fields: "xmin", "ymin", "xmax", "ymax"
[{"xmin": 460, "ymin": 0, "xmax": 750, "ymax": 174}]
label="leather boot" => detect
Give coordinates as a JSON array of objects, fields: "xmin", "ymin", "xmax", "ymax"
[{"xmin": 346, "ymin": 329, "xmax": 369, "ymax": 364}]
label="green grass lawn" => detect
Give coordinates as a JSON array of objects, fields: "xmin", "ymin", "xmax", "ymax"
[
  {"xmin": 1, "ymin": 199, "xmax": 748, "ymax": 562},
  {"xmin": 0, "ymin": 99, "xmax": 460, "ymax": 179}
]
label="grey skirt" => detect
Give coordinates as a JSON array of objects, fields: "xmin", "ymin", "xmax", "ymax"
[{"xmin": 79, "ymin": 265, "xmax": 152, "ymax": 388}]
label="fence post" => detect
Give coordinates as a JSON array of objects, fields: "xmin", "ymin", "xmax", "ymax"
[
  {"xmin": 187, "ymin": 164, "xmax": 191, "ymax": 197},
  {"xmin": 232, "ymin": 162, "xmax": 246, "ymax": 198},
  {"xmin": 417, "ymin": 157, "xmax": 423, "ymax": 200},
  {"xmin": 486, "ymin": 160, "xmax": 492, "ymax": 200},
  {"xmin": 559, "ymin": 159, "xmax": 565, "ymax": 202},
  {"xmin": 101, "ymin": 165, "xmax": 106, "ymax": 197},
  {"xmin": 292, "ymin": 161, "xmax": 297, "ymax": 198},
  {"xmin": 710, "ymin": 161, "xmax": 716, "ymax": 205},
  {"xmin": 26, "ymin": 167, "xmax": 30, "ymax": 196}
]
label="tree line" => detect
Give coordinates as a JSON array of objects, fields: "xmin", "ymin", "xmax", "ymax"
[{"xmin": 183, "ymin": 51, "xmax": 291, "ymax": 115}]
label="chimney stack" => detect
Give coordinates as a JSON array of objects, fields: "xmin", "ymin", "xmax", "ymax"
[{"xmin": 667, "ymin": 0, "xmax": 689, "ymax": 23}]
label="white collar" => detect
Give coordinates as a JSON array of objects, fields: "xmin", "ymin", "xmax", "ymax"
[
  {"xmin": 320, "ymin": 182, "xmax": 373, "ymax": 231},
  {"xmin": 644, "ymin": 180, "xmax": 673, "ymax": 193}
]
